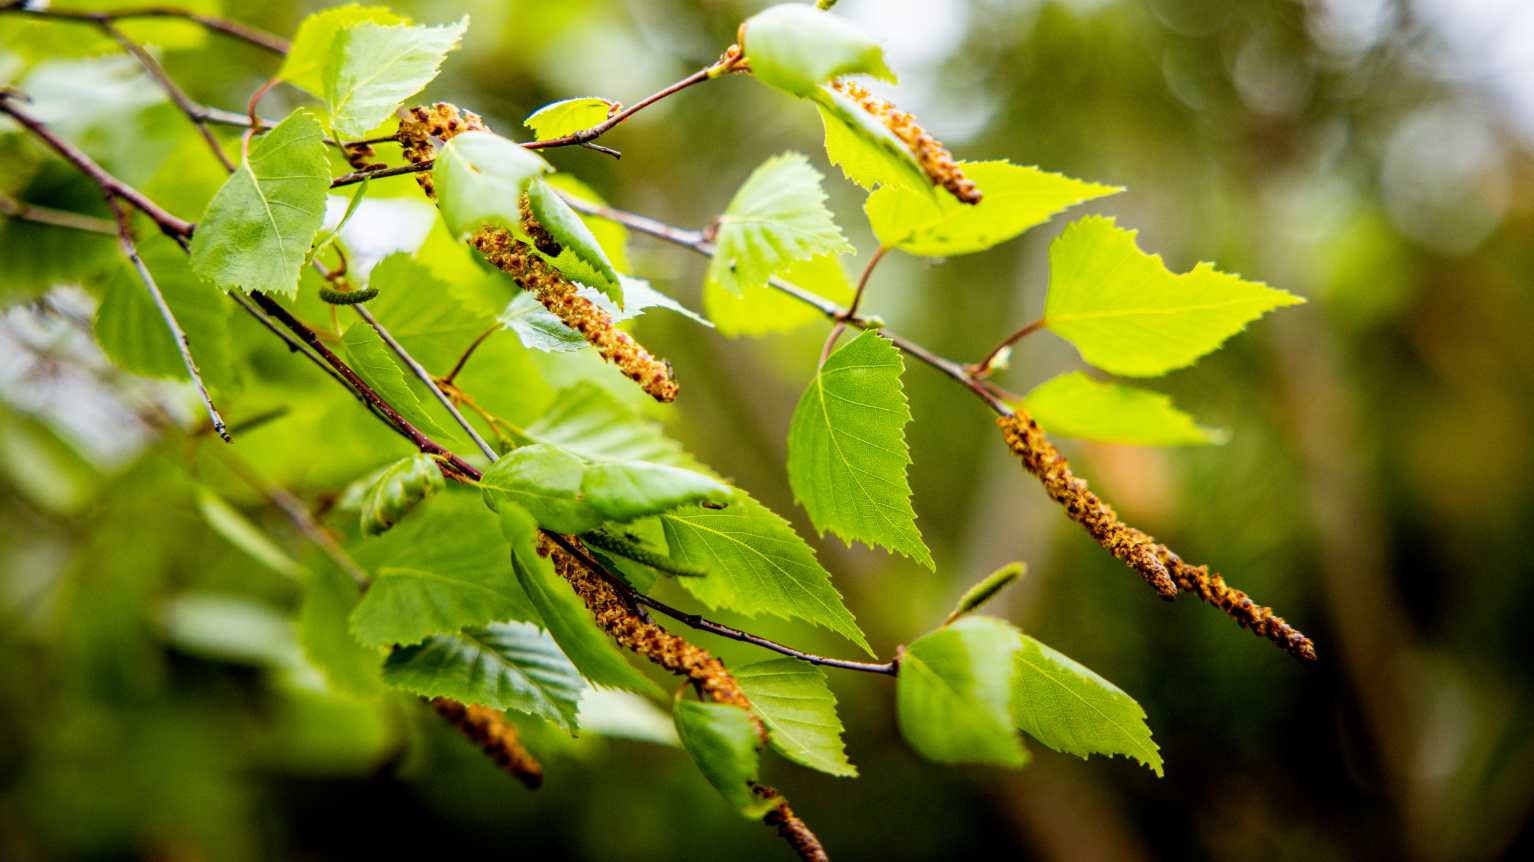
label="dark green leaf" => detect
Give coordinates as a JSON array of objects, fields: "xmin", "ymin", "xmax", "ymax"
[
  {"xmin": 735, "ymin": 659, "xmax": 856, "ymax": 777},
  {"xmin": 383, "ymin": 622, "xmax": 585, "ymax": 730},
  {"xmin": 673, "ymin": 699, "xmax": 775, "ymax": 818}
]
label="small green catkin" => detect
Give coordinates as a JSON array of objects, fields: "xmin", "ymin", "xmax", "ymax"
[
  {"xmin": 584, "ymin": 529, "xmax": 707, "ymax": 577},
  {"xmin": 318, "ymin": 285, "xmax": 379, "ymax": 305}
]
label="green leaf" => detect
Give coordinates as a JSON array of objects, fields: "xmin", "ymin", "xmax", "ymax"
[
  {"xmin": 811, "ymin": 84, "xmax": 930, "ymax": 193},
  {"xmin": 578, "ymin": 689, "xmax": 679, "ymax": 746},
  {"xmin": 660, "ymin": 494, "xmax": 871, "ymax": 654},
  {"xmin": 673, "ymin": 700, "xmax": 775, "ymax": 818},
  {"xmin": 581, "ymin": 461, "xmax": 731, "ymax": 523},
  {"xmin": 324, "ymin": 17, "xmax": 469, "ymax": 137},
  {"xmin": 526, "ymin": 178, "xmax": 621, "ymax": 301},
  {"xmin": 545, "ymin": 174, "xmax": 631, "ymax": 271},
  {"xmin": 705, "ymin": 253, "xmax": 851, "ymax": 338},
  {"xmin": 195, "ymin": 487, "xmax": 306, "ymax": 581},
  {"xmin": 362, "ymin": 253, "xmax": 492, "ymax": 371},
  {"xmin": 524, "ymin": 97, "xmax": 613, "ymax": 140},
  {"xmin": 0, "ymin": 165, "xmax": 118, "ymax": 302},
  {"xmin": 383, "ymin": 622, "xmax": 584, "ymax": 731},
  {"xmin": 299, "ymin": 564, "xmax": 384, "ymax": 698},
  {"xmin": 706, "ymin": 153, "xmax": 851, "ymax": 296},
  {"xmin": 96, "ymin": 239, "xmax": 232, "ymax": 384},
  {"xmin": 525, "ymin": 383, "xmax": 711, "ymax": 472},
  {"xmin": 1019, "ymin": 371, "xmax": 1223, "ymax": 446},
  {"xmin": 479, "ymin": 443, "xmax": 602, "ymax": 535},
  {"xmin": 190, "ymin": 109, "xmax": 330, "ymax": 298},
  {"xmin": 433, "ymin": 130, "xmax": 552, "ymax": 238},
  {"xmin": 787, "ymin": 331, "xmax": 931, "ymax": 568},
  {"xmin": 500, "ymin": 276, "xmax": 707, "ymax": 353},
  {"xmin": 741, "ymin": 4, "xmax": 895, "ymax": 97},
  {"xmin": 945, "ymin": 562, "xmax": 1026, "ymax": 625},
  {"xmin": 279, "ymin": 4, "xmax": 408, "ymax": 97},
  {"xmin": 897, "ymin": 616, "xmax": 1027, "ymax": 766},
  {"xmin": 359, "ymin": 453, "xmax": 445, "ymax": 536},
  {"xmin": 158, "ymin": 593, "xmax": 301, "ymax": 669},
  {"xmin": 735, "ymin": 659, "xmax": 856, "ymax": 777},
  {"xmin": 499, "ymin": 506, "xmax": 660, "ymax": 695},
  {"xmin": 1014, "ymin": 634, "xmax": 1162, "ymax": 776},
  {"xmin": 1044, "ymin": 216, "xmax": 1305, "ymax": 377},
  {"xmin": 350, "ymin": 492, "xmax": 536, "ymax": 647},
  {"xmin": 866, "ymin": 161, "xmax": 1120, "ymax": 256},
  {"xmin": 339, "ymin": 322, "xmax": 451, "ymax": 439}
]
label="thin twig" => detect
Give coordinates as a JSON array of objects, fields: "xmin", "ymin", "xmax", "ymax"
[
  {"xmin": 331, "ymin": 161, "xmax": 432, "ymax": 189},
  {"xmin": 441, "ymin": 324, "xmax": 499, "ymax": 386},
  {"xmin": 820, "ymin": 244, "xmax": 890, "ymax": 366},
  {"xmin": 352, "ymin": 306, "xmax": 499, "ymax": 462},
  {"xmin": 564, "ymin": 196, "xmax": 1012, "ymax": 416},
  {"xmin": 0, "ymin": 95, "xmax": 195, "ymax": 239},
  {"xmin": 101, "ymin": 20, "xmax": 234, "ymax": 171},
  {"xmin": 248, "ymin": 292, "xmax": 482, "ymax": 480},
  {"xmin": 105, "ymin": 196, "xmax": 229, "ymax": 442},
  {"xmin": 0, "ymin": 195, "xmax": 116, "ymax": 234},
  {"xmin": 1, "ymin": 3, "xmax": 290, "ymax": 54},
  {"xmin": 971, "ymin": 318, "xmax": 1045, "ymax": 378},
  {"xmin": 523, "ymin": 60, "xmax": 729, "ymax": 152}
]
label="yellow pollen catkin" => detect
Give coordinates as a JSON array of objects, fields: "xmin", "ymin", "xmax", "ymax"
[
  {"xmin": 829, "ymin": 78, "xmax": 982, "ymax": 205},
  {"xmin": 432, "ymin": 697, "xmax": 544, "ymax": 789},
  {"xmin": 998, "ymin": 413, "xmax": 1317, "ymax": 662},
  {"xmin": 400, "ymin": 102, "xmax": 678, "ymax": 402}
]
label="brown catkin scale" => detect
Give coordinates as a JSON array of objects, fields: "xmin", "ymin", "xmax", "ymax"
[
  {"xmin": 997, "ymin": 413, "xmax": 1318, "ymax": 662},
  {"xmin": 395, "ymin": 102, "xmax": 487, "ymax": 199},
  {"xmin": 432, "ymin": 697, "xmax": 544, "ymax": 789},
  {"xmin": 537, "ymin": 535, "xmax": 760, "ymax": 732},
  {"xmin": 1156, "ymin": 548, "xmax": 1318, "ymax": 662},
  {"xmin": 471, "ymin": 227, "xmax": 679, "ymax": 402},
  {"xmin": 828, "ymin": 78, "xmax": 981, "ymax": 205},
  {"xmin": 753, "ymin": 785, "xmax": 830, "ymax": 862},
  {"xmin": 342, "ymin": 141, "xmax": 382, "ymax": 172},
  {"xmin": 997, "ymin": 413, "xmax": 1178, "ymax": 599},
  {"xmin": 541, "ymin": 536, "xmax": 831, "ymax": 859}
]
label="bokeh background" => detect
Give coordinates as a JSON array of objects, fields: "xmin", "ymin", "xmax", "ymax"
[{"xmin": 3, "ymin": 0, "xmax": 1533, "ymax": 859}]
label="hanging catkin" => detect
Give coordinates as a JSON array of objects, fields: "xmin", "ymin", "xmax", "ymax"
[
  {"xmin": 539, "ymin": 535, "xmax": 828, "ymax": 861},
  {"xmin": 997, "ymin": 412, "xmax": 1316, "ymax": 661},
  {"xmin": 829, "ymin": 78, "xmax": 982, "ymax": 205},
  {"xmin": 397, "ymin": 103, "xmax": 679, "ymax": 402},
  {"xmin": 432, "ymin": 697, "xmax": 544, "ymax": 789}
]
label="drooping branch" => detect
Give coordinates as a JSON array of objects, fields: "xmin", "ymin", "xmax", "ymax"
[
  {"xmin": 0, "ymin": 94, "xmax": 195, "ymax": 239},
  {"xmin": 563, "ymin": 196, "xmax": 1318, "ymax": 662},
  {"xmin": 0, "ymin": 2, "xmax": 291, "ymax": 54},
  {"xmin": 100, "ymin": 20, "xmax": 234, "ymax": 171}
]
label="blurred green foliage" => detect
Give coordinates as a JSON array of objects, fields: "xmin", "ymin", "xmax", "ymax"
[{"xmin": 2, "ymin": 1, "xmax": 1532, "ymax": 860}]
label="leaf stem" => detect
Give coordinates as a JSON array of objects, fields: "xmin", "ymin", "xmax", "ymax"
[
  {"xmin": 970, "ymin": 318, "xmax": 1045, "ymax": 378},
  {"xmin": 441, "ymin": 324, "xmax": 500, "ymax": 386}
]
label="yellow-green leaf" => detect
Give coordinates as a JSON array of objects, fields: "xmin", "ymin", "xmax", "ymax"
[
  {"xmin": 742, "ymin": 4, "xmax": 895, "ymax": 97},
  {"xmin": 1019, "ymin": 371, "xmax": 1224, "ymax": 446},
  {"xmin": 1044, "ymin": 216, "xmax": 1304, "ymax": 377},
  {"xmin": 324, "ymin": 17, "xmax": 469, "ymax": 138},
  {"xmin": 866, "ymin": 161, "xmax": 1120, "ymax": 257},
  {"xmin": 706, "ymin": 153, "xmax": 851, "ymax": 296},
  {"xmin": 524, "ymin": 97, "xmax": 613, "ymax": 140},
  {"xmin": 279, "ymin": 4, "xmax": 408, "ymax": 97},
  {"xmin": 1014, "ymin": 634, "xmax": 1163, "ymax": 776}
]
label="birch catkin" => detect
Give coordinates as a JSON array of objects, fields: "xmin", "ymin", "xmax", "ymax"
[
  {"xmin": 432, "ymin": 697, "xmax": 544, "ymax": 789},
  {"xmin": 998, "ymin": 412, "xmax": 1317, "ymax": 661},
  {"xmin": 398, "ymin": 102, "xmax": 679, "ymax": 402},
  {"xmin": 829, "ymin": 78, "xmax": 982, "ymax": 205}
]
